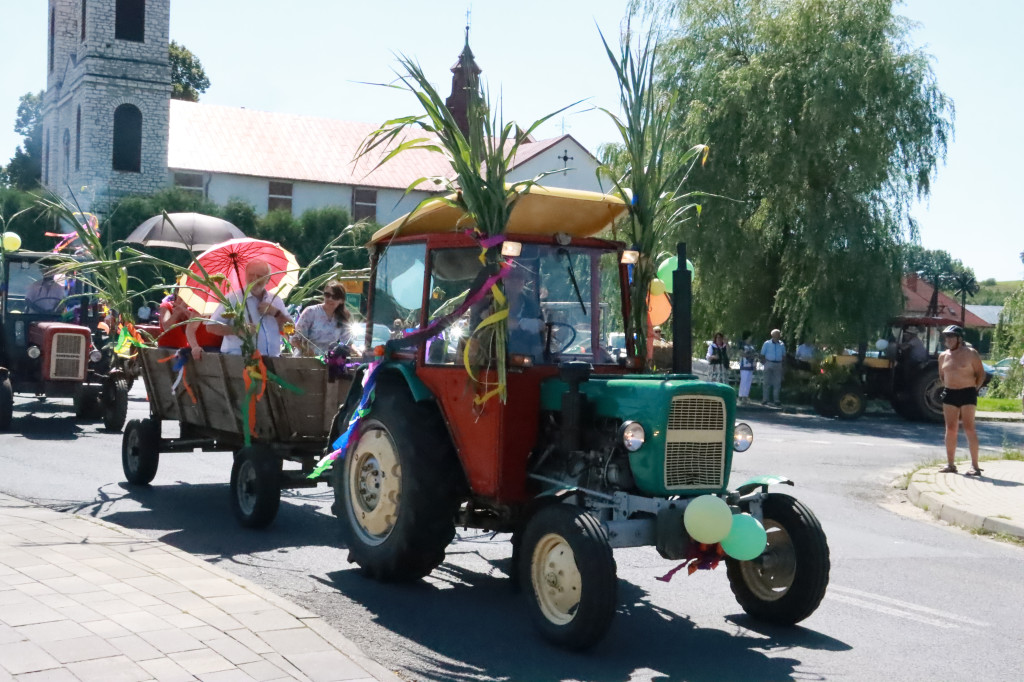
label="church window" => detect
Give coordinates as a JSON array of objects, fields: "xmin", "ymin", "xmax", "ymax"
[
  {"xmin": 353, "ymin": 188, "xmax": 377, "ymax": 222},
  {"xmin": 49, "ymin": 8, "xmax": 55, "ymax": 72},
  {"xmin": 268, "ymin": 181, "xmax": 293, "ymax": 214},
  {"xmin": 75, "ymin": 106, "xmax": 82, "ymax": 171},
  {"xmin": 112, "ymin": 104, "xmax": 142, "ymax": 172},
  {"xmin": 81, "ymin": 1, "xmax": 87, "ymax": 41},
  {"xmin": 174, "ymin": 172, "xmax": 205, "ymax": 195},
  {"xmin": 115, "ymin": 0, "xmax": 146, "ymax": 42},
  {"xmin": 63, "ymin": 129, "xmax": 71, "ymax": 183}
]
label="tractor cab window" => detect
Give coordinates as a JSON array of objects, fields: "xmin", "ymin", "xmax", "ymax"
[
  {"xmin": 510, "ymin": 244, "xmax": 619, "ymax": 365},
  {"xmin": 6, "ymin": 261, "xmax": 67, "ymax": 315},
  {"xmin": 425, "ymin": 248, "xmax": 484, "ymax": 365},
  {"xmin": 370, "ymin": 243, "xmax": 426, "ymax": 341}
]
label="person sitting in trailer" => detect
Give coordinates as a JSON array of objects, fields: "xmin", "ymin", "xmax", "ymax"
[
  {"xmin": 293, "ymin": 281, "xmax": 353, "ymax": 356},
  {"xmin": 158, "ymin": 293, "xmax": 221, "ymax": 359},
  {"xmin": 206, "ymin": 259, "xmax": 293, "ymax": 357}
]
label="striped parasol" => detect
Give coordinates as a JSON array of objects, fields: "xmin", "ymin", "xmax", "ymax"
[{"xmin": 176, "ymin": 238, "xmax": 300, "ymax": 315}]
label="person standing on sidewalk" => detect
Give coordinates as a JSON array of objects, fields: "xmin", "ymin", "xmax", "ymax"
[
  {"xmin": 760, "ymin": 328, "xmax": 786, "ymax": 406},
  {"xmin": 737, "ymin": 331, "xmax": 756, "ymax": 404},
  {"xmin": 937, "ymin": 325, "xmax": 987, "ymax": 476}
]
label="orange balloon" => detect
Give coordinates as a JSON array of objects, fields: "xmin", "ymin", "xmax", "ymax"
[{"xmin": 647, "ymin": 291, "xmax": 672, "ymax": 326}]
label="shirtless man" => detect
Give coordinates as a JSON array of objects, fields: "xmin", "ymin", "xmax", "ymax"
[{"xmin": 937, "ymin": 325, "xmax": 986, "ymax": 476}]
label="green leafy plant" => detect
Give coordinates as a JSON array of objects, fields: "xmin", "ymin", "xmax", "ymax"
[
  {"xmin": 597, "ymin": 24, "xmax": 709, "ymax": 367},
  {"xmin": 357, "ymin": 49, "xmax": 576, "ymax": 401}
]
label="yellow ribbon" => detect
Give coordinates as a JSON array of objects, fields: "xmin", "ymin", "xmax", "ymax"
[{"xmin": 461, "ymin": 284, "xmax": 509, "ymax": 405}]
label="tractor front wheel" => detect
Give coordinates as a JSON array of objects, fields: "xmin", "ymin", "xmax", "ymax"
[
  {"xmin": 102, "ymin": 376, "xmax": 129, "ymax": 432},
  {"xmin": 519, "ymin": 504, "xmax": 617, "ymax": 650},
  {"xmin": 334, "ymin": 387, "xmax": 461, "ymax": 581},
  {"xmin": 834, "ymin": 386, "xmax": 865, "ymax": 420},
  {"xmin": 726, "ymin": 493, "xmax": 830, "ymax": 625}
]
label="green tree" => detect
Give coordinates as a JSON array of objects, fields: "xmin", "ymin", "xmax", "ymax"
[
  {"xmin": 3, "ymin": 91, "xmax": 44, "ymax": 190},
  {"xmin": 170, "ymin": 41, "xmax": 211, "ymax": 102},
  {"xmin": 902, "ymin": 244, "xmax": 973, "ymax": 282},
  {"xmin": 641, "ymin": 0, "xmax": 953, "ymax": 344}
]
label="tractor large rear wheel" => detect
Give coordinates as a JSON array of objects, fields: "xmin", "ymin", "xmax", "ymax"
[
  {"xmin": 0, "ymin": 378, "xmax": 13, "ymax": 431},
  {"xmin": 726, "ymin": 493, "xmax": 830, "ymax": 625},
  {"xmin": 911, "ymin": 368, "xmax": 944, "ymax": 423},
  {"xmin": 333, "ymin": 387, "xmax": 462, "ymax": 582}
]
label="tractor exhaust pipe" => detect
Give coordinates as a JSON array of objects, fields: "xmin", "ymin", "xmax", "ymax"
[{"xmin": 672, "ymin": 242, "xmax": 692, "ymax": 374}]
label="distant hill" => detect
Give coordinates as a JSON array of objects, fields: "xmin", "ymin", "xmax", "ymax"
[{"xmin": 972, "ymin": 280, "xmax": 1023, "ymax": 306}]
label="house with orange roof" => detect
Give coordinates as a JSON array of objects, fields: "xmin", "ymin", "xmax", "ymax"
[{"xmin": 902, "ymin": 274, "xmax": 993, "ymax": 329}]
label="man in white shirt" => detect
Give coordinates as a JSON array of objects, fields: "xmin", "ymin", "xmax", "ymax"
[
  {"xmin": 206, "ymin": 260, "xmax": 292, "ymax": 357},
  {"xmin": 760, "ymin": 328, "xmax": 786, "ymax": 406}
]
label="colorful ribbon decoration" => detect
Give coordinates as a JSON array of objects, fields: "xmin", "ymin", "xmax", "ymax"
[
  {"xmin": 238, "ymin": 351, "xmax": 305, "ymax": 447},
  {"xmin": 307, "ymin": 360, "xmax": 380, "ymax": 479},
  {"xmin": 158, "ymin": 349, "xmax": 197, "ymax": 404}
]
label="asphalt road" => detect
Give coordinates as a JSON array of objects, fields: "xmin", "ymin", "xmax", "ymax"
[{"xmin": 2, "ymin": 388, "xmax": 1024, "ymax": 681}]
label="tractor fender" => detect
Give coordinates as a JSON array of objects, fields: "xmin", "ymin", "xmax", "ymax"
[
  {"xmin": 735, "ymin": 475, "xmax": 795, "ymax": 496},
  {"xmin": 376, "ymin": 360, "xmax": 434, "ymax": 403}
]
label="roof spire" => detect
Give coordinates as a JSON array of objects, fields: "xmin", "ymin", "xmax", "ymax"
[{"xmin": 446, "ymin": 12, "xmax": 481, "ymax": 138}]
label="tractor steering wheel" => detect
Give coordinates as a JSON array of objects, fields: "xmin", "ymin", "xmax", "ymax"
[
  {"xmin": 545, "ymin": 322, "xmax": 578, "ymax": 355},
  {"xmin": 27, "ymin": 296, "xmax": 63, "ymax": 314}
]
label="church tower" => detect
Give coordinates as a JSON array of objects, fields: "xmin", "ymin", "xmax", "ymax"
[
  {"xmin": 42, "ymin": 0, "xmax": 171, "ymax": 212},
  {"xmin": 445, "ymin": 32, "xmax": 482, "ymax": 139}
]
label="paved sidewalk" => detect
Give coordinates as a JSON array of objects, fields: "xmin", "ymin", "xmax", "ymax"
[
  {"xmin": 908, "ymin": 460, "xmax": 1024, "ymax": 539},
  {"xmin": 0, "ymin": 493, "xmax": 400, "ymax": 682}
]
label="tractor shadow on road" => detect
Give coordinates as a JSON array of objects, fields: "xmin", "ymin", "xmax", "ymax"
[
  {"xmin": 92, "ymin": 481, "xmax": 344, "ymax": 562},
  {"xmin": 320, "ymin": 558, "xmax": 849, "ymax": 682}
]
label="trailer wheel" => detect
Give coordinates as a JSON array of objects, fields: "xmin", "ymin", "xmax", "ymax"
[
  {"xmin": 230, "ymin": 446, "xmax": 282, "ymax": 529},
  {"xmin": 726, "ymin": 493, "xmax": 830, "ymax": 625},
  {"xmin": 102, "ymin": 376, "xmax": 129, "ymax": 432},
  {"xmin": 0, "ymin": 377, "xmax": 13, "ymax": 431},
  {"xmin": 519, "ymin": 504, "xmax": 617, "ymax": 650},
  {"xmin": 122, "ymin": 419, "xmax": 160, "ymax": 485},
  {"xmin": 334, "ymin": 386, "xmax": 461, "ymax": 582}
]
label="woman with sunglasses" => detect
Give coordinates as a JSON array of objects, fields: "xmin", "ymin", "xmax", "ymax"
[{"xmin": 293, "ymin": 281, "xmax": 352, "ymax": 355}]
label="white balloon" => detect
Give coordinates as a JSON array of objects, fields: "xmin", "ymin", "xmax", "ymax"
[{"xmin": 875, "ymin": 339, "xmax": 889, "ymax": 351}]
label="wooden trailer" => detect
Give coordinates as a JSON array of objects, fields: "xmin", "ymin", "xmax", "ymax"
[{"xmin": 122, "ymin": 347, "xmax": 352, "ymax": 527}]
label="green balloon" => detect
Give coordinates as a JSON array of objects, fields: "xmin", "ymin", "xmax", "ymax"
[
  {"xmin": 655, "ymin": 256, "xmax": 695, "ymax": 294},
  {"xmin": 721, "ymin": 513, "xmax": 768, "ymax": 561},
  {"xmin": 683, "ymin": 495, "xmax": 733, "ymax": 544}
]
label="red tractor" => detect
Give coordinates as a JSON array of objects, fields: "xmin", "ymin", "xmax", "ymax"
[
  {"xmin": 0, "ymin": 250, "xmax": 129, "ymax": 432},
  {"xmin": 331, "ymin": 187, "xmax": 830, "ymax": 649}
]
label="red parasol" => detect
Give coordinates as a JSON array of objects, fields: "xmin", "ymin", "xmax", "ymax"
[{"xmin": 176, "ymin": 238, "xmax": 300, "ymax": 315}]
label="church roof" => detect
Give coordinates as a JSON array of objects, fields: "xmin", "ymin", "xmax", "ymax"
[{"xmin": 167, "ymin": 100, "xmax": 580, "ymax": 191}]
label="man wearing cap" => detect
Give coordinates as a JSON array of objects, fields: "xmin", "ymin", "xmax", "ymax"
[
  {"xmin": 759, "ymin": 328, "xmax": 786, "ymax": 406},
  {"xmin": 937, "ymin": 325, "xmax": 986, "ymax": 476},
  {"xmin": 899, "ymin": 327, "xmax": 929, "ymax": 364}
]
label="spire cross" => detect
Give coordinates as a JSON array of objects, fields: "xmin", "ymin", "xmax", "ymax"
[{"xmin": 556, "ymin": 149, "xmax": 574, "ymax": 176}]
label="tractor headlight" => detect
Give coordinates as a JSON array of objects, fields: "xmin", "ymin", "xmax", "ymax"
[
  {"xmin": 619, "ymin": 421, "xmax": 646, "ymax": 452},
  {"xmin": 26, "ymin": 345, "xmax": 41, "ymax": 359},
  {"xmin": 733, "ymin": 422, "xmax": 754, "ymax": 453},
  {"xmin": 89, "ymin": 349, "xmax": 103, "ymax": 363}
]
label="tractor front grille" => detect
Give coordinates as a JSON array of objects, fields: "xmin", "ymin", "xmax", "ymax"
[
  {"xmin": 50, "ymin": 333, "xmax": 87, "ymax": 380},
  {"xmin": 664, "ymin": 395, "xmax": 727, "ymax": 490}
]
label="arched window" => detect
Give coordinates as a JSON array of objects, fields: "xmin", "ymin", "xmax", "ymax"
[
  {"xmin": 81, "ymin": 0, "xmax": 87, "ymax": 41},
  {"xmin": 112, "ymin": 104, "xmax": 142, "ymax": 172},
  {"xmin": 115, "ymin": 0, "xmax": 145, "ymax": 42},
  {"xmin": 75, "ymin": 106, "xmax": 82, "ymax": 170},
  {"xmin": 63, "ymin": 129, "xmax": 71, "ymax": 183}
]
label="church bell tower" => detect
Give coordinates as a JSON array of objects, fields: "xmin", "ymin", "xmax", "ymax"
[{"xmin": 42, "ymin": 0, "xmax": 171, "ymax": 211}]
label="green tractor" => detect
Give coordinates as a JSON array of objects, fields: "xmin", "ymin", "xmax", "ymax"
[{"xmin": 330, "ymin": 187, "xmax": 830, "ymax": 649}]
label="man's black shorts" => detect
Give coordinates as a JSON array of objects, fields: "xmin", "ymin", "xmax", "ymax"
[{"xmin": 941, "ymin": 386, "xmax": 978, "ymax": 408}]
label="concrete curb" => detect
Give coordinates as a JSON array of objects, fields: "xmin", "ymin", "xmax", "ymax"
[{"xmin": 907, "ymin": 462, "xmax": 1024, "ymax": 540}]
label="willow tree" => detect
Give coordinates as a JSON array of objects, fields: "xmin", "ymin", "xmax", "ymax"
[{"xmin": 642, "ymin": 0, "xmax": 953, "ymax": 344}]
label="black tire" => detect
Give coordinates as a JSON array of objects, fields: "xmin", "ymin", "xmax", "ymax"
[
  {"xmin": 812, "ymin": 390, "xmax": 837, "ymax": 418},
  {"xmin": 122, "ymin": 418, "xmax": 160, "ymax": 485},
  {"xmin": 890, "ymin": 394, "xmax": 920, "ymax": 420},
  {"xmin": 519, "ymin": 504, "xmax": 617, "ymax": 650},
  {"xmin": 834, "ymin": 386, "xmax": 865, "ymax": 420},
  {"xmin": 911, "ymin": 367, "xmax": 944, "ymax": 423},
  {"xmin": 74, "ymin": 388, "xmax": 101, "ymax": 419},
  {"xmin": 101, "ymin": 377, "xmax": 129, "ymax": 432},
  {"xmin": 726, "ymin": 493, "xmax": 830, "ymax": 625},
  {"xmin": 0, "ymin": 377, "xmax": 13, "ymax": 432},
  {"xmin": 332, "ymin": 384, "xmax": 461, "ymax": 582},
  {"xmin": 230, "ymin": 446, "xmax": 282, "ymax": 529}
]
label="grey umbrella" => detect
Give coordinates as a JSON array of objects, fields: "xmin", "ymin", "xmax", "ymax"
[{"xmin": 126, "ymin": 212, "xmax": 246, "ymax": 251}]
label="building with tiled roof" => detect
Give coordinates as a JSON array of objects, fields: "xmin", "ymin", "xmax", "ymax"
[
  {"xmin": 902, "ymin": 274, "xmax": 993, "ymax": 328},
  {"xmin": 41, "ymin": 0, "xmax": 603, "ymax": 225}
]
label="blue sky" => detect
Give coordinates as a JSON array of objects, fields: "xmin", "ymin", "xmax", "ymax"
[{"xmin": 2, "ymin": 0, "xmax": 1020, "ymax": 280}]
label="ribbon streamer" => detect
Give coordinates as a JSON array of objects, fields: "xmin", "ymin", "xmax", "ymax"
[{"xmin": 308, "ymin": 361, "xmax": 380, "ymax": 479}]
